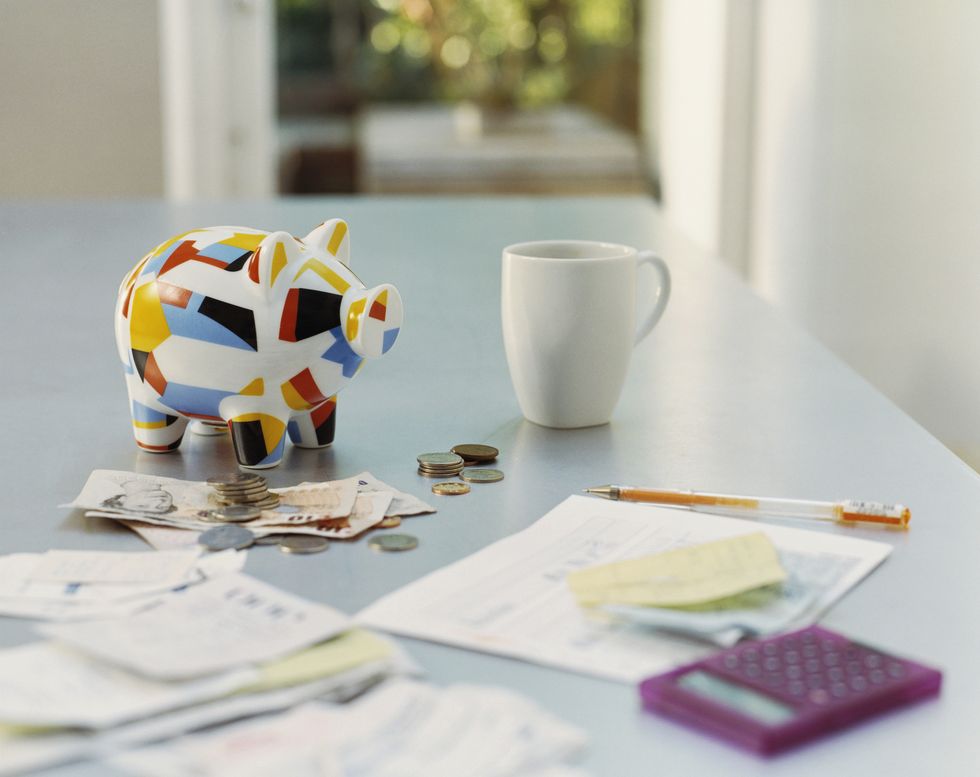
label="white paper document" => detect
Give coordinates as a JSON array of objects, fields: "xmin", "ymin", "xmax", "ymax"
[
  {"xmin": 39, "ymin": 573, "xmax": 351, "ymax": 679},
  {"xmin": 28, "ymin": 549, "xmax": 200, "ymax": 586},
  {"xmin": 0, "ymin": 641, "xmax": 256, "ymax": 729},
  {"xmin": 357, "ymin": 495, "xmax": 892, "ymax": 682},
  {"xmin": 110, "ymin": 679, "xmax": 588, "ymax": 777},
  {"xmin": 0, "ymin": 549, "xmax": 245, "ymax": 621}
]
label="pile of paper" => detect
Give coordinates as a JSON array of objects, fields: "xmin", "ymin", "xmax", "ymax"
[
  {"xmin": 110, "ymin": 679, "xmax": 589, "ymax": 777},
  {"xmin": 358, "ymin": 495, "xmax": 892, "ymax": 682},
  {"xmin": 0, "ymin": 547, "xmax": 243, "ymax": 620},
  {"xmin": 566, "ymin": 532, "xmax": 819, "ymax": 642},
  {"xmin": 67, "ymin": 470, "xmax": 434, "ymax": 549},
  {"xmin": 0, "ymin": 573, "xmax": 413, "ymax": 776}
]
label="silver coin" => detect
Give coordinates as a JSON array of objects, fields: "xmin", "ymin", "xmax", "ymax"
[
  {"xmin": 209, "ymin": 504, "xmax": 262, "ymax": 522},
  {"xmin": 254, "ymin": 533, "xmax": 289, "ymax": 545},
  {"xmin": 368, "ymin": 533, "xmax": 418, "ymax": 552},
  {"xmin": 207, "ymin": 472, "xmax": 263, "ymax": 487},
  {"xmin": 418, "ymin": 467, "xmax": 462, "ymax": 478},
  {"xmin": 279, "ymin": 536, "xmax": 330, "ymax": 554},
  {"xmin": 213, "ymin": 484, "xmax": 269, "ymax": 496},
  {"xmin": 214, "ymin": 491, "xmax": 275, "ymax": 504},
  {"xmin": 417, "ymin": 452, "xmax": 464, "ymax": 467},
  {"xmin": 460, "ymin": 468, "xmax": 505, "ymax": 483},
  {"xmin": 199, "ymin": 525, "xmax": 255, "ymax": 551}
]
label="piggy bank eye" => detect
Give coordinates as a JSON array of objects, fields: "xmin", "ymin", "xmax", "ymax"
[{"xmin": 279, "ymin": 288, "xmax": 342, "ymax": 342}]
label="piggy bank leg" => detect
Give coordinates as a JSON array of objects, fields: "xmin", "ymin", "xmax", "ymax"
[
  {"xmin": 287, "ymin": 397, "xmax": 337, "ymax": 449},
  {"xmin": 128, "ymin": 396, "xmax": 188, "ymax": 453},
  {"xmin": 227, "ymin": 412, "xmax": 289, "ymax": 469}
]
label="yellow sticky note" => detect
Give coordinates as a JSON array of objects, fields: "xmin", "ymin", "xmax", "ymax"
[
  {"xmin": 567, "ymin": 532, "xmax": 786, "ymax": 608},
  {"xmin": 240, "ymin": 629, "xmax": 393, "ymax": 695}
]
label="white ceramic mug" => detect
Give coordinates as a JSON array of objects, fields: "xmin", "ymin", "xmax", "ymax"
[{"xmin": 501, "ymin": 240, "xmax": 671, "ymax": 428}]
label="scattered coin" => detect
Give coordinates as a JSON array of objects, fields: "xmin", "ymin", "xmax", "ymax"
[
  {"xmin": 199, "ymin": 525, "xmax": 255, "ymax": 551},
  {"xmin": 432, "ymin": 481, "xmax": 471, "ymax": 496},
  {"xmin": 254, "ymin": 533, "xmax": 290, "ymax": 545},
  {"xmin": 209, "ymin": 504, "xmax": 262, "ymax": 522},
  {"xmin": 450, "ymin": 444, "xmax": 499, "ymax": 463},
  {"xmin": 460, "ymin": 468, "xmax": 505, "ymax": 483},
  {"xmin": 368, "ymin": 533, "xmax": 418, "ymax": 552},
  {"xmin": 278, "ymin": 536, "xmax": 330, "ymax": 555},
  {"xmin": 379, "ymin": 515, "xmax": 402, "ymax": 528}
]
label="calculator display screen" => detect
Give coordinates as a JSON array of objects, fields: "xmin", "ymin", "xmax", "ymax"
[{"xmin": 677, "ymin": 671, "xmax": 796, "ymax": 725}]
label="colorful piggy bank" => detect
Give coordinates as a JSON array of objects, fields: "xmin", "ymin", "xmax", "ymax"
[{"xmin": 115, "ymin": 219, "xmax": 402, "ymax": 468}]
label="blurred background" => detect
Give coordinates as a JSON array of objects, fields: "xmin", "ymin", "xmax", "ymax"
[{"xmin": 1, "ymin": 0, "xmax": 977, "ymax": 471}]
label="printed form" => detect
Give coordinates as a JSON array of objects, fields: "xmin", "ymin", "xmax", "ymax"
[{"xmin": 357, "ymin": 495, "xmax": 892, "ymax": 683}]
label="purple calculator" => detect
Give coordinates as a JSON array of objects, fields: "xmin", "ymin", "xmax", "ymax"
[{"xmin": 638, "ymin": 625, "xmax": 942, "ymax": 755}]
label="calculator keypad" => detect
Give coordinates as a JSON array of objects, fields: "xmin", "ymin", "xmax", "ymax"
[{"xmin": 704, "ymin": 627, "xmax": 913, "ymax": 709}]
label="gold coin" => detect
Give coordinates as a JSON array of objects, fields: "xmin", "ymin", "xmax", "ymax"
[
  {"xmin": 379, "ymin": 515, "xmax": 402, "ymax": 528},
  {"xmin": 450, "ymin": 444, "xmax": 499, "ymax": 462},
  {"xmin": 432, "ymin": 481, "xmax": 470, "ymax": 496},
  {"xmin": 278, "ymin": 535, "xmax": 329, "ymax": 554}
]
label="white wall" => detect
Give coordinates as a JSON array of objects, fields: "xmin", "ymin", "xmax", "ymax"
[
  {"xmin": 0, "ymin": 0, "xmax": 163, "ymax": 197},
  {"xmin": 751, "ymin": 0, "xmax": 980, "ymax": 469},
  {"xmin": 651, "ymin": 0, "xmax": 980, "ymax": 470}
]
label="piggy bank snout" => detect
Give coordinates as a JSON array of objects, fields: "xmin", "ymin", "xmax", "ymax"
[{"xmin": 340, "ymin": 283, "xmax": 402, "ymax": 359}]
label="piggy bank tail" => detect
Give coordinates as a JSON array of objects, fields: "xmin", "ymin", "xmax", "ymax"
[{"xmin": 340, "ymin": 284, "xmax": 402, "ymax": 358}]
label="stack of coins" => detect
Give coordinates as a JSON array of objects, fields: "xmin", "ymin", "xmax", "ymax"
[
  {"xmin": 450, "ymin": 443, "xmax": 499, "ymax": 466},
  {"xmin": 207, "ymin": 472, "xmax": 280, "ymax": 510},
  {"xmin": 416, "ymin": 452, "xmax": 465, "ymax": 478}
]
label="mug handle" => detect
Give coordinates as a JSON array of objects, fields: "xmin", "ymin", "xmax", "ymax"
[{"xmin": 635, "ymin": 250, "xmax": 671, "ymax": 345}]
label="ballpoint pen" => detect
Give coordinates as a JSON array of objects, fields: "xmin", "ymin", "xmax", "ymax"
[{"xmin": 584, "ymin": 485, "xmax": 910, "ymax": 529}]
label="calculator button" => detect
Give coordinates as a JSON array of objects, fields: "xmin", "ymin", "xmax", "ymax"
[
  {"xmin": 869, "ymin": 669, "xmax": 887, "ymax": 684},
  {"xmin": 805, "ymin": 658, "xmax": 821, "ymax": 673},
  {"xmin": 723, "ymin": 655, "xmax": 739, "ymax": 669},
  {"xmin": 784, "ymin": 650, "xmax": 800, "ymax": 664},
  {"xmin": 801, "ymin": 631, "xmax": 816, "ymax": 644},
  {"xmin": 864, "ymin": 654, "xmax": 883, "ymax": 669},
  {"xmin": 808, "ymin": 689, "xmax": 830, "ymax": 705},
  {"xmin": 827, "ymin": 667, "xmax": 845, "ymax": 682},
  {"xmin": 763, "ymin": 643, "xmax": 779, "ymax": 656},
  {"xmin": 847, "ymin": 660, "xmax": 863, "ymax": 676},
  {"xmin": 820, "ymin": 639, "xmax": 837, "ymax": 652},
  {"xmin": 850, "ymin": 676, "xmax": 868, "ymax": 692},
  {"xmin": 786, "ymin": 665, "xmax": 803, "ymax": 680},
  {"xmin": 744, "ymin": 664, "xmax": 762, "ymax": 678},
  {"xmin": 743, "ymin": 648, "xmax": 759, "ymax": 662},
  {"xmin": 764, "ymin": 657, "xmax": 781, "ymax": 672},
  {"xmin": 806, "ymin": 674, "xmax": 825, "ymax": 689},
  {"xmin": 823, "ymin": 652, "xmax": 840, "ymax": 667},
  {"xmin": 831, "ymin": 682, "xmax": 849, "ymax": 698},
  {"xmin": 802, "ymin": 644, "xmax": 819, "ymax": 659},
  {"xmin": 887, "ymin": 662, "xmax": 906, "ymax": 678},
  {"xmin": 788, "ymin": 680, "xmax": 806, "ymax": 696}
]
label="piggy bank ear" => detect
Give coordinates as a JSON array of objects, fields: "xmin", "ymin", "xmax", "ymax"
[
  {"xmin": 302, "ymin": 219, "xmax": 350, "ymax": 266},
  {"xmin": 247, "ymin": 231, "xmax": 301, "ymax": 295}
]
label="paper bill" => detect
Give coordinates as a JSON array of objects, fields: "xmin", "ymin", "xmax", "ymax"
[
  {"xmin": 119, "ymin": 520, "xmax": 202, "ymax": 551},
  {"xmin": 69, "ymin": 470, "xmax": 358, "ymax": 531},
  {"xmin": 39, "ymin": 573, "xmax": 351, "ymax": 680},
  {"xmin": 567, "ymin": 532, "xmax": 786, "ymax": 607},
  {"xmin": 255, "ymin": 492, "xmax": 393, "ymax": 540},
  {"xmin": 354, "ymin": 471, "xmax": 436, "ymax": 517},
  {"xmin": 601, "ymin": 547, "xmax": 861, "ymax": 645}
]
